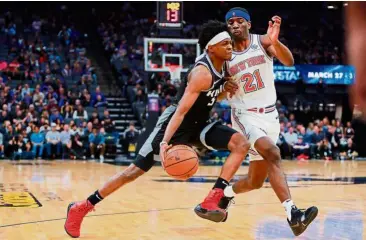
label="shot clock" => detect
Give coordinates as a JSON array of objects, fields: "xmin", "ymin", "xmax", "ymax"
[{"xmin": 157, "ymin": 2, "xmax": 183, "ymax": 29}]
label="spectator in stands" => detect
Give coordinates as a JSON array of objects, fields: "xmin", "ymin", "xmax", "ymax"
[
  {"xmin": 318, "ymin": 138, "xmax": 332, "ymax": 160},
  {"xmin": 14, "ymin": 123, "xmax": 23, "ymax": 135},
  {"xmin": 73, "ymin": 105, "xmax": 88, "ymax": 125},
  {"xmin": 122, "ymin": 122, "xmax": 139, "ymax": 156},
  {"xmin": 298, "ymin": 127, "xmax": 311, "ymax": 144},
  {"xmin": 293, "ymin": 136, "xmax": 310, "ymax": 160},
  {"xmin": 0, "ymin": 110, "xmax": 10, "ymax": 123},
  {"xmin": 134, "ymin": 88, "xmax": 146, "ymax": 103},
  {"xmin": 72, "ymin": 122, "xmax": 85, "ymax": 136},
  {"xmin": 45, "ymin": 122, "xmax": 61, "ymax": 159},
  {"xmin": 103, "ymin": 117, "xmax": 116, "ymax": 136},
  {"xmin": 91, "ymin": 86, "xmax": 106, "ymax": 104},
  {"xmin": 89, "ymin": 111, "xmax": 99, "ymax": 124},
  {"xmin": 310, "ymin": 126, "xmax": 324, "ymax": 158},
  {"xmin": 60, "ymin": 124, "xmax": 72, "ymax": 157},
  {"xmin": 62, "ymin": 103, "xmax": 73, "ymax": 120},
  {"xmin": 162, "ymin": 79, "xmax": 177, "ymax": 97},
  {"xmin": 31, "ymin": 125, "xmax": 44, "ymax": 159},
  {"xmin": 33, "ymin": 87, "xmax": 45, "ymax": 107},
  {"xmin": 279, "ymin": 112, "xmax": 288, "ymax": 125},
  {"xmin": 32, "ymin": 17, "xmax": 42, "ymax": 33},
  {"xmin": 337, "ymin": 133, "xmax": 347, "ymax": 157},
  {"xmin": 289, "ymin": 113, "xmax": 297, "ymax": 127},
  {"xmin": 81, "ymin": 92, "xmax": 92, "ymax": 107},
  {"xmin": 70, "ymin": 133, "xmax": 86, "ymax": 160},
  {"xmin": 28, "ymin": 104, "xmax": 39, "ymax": 122},
  {"xmin": 4, "ymin": 123, "xmax": 14, "ymax": 157},
  {"xmin": 50, "ymin": 110, "xmax": 64, "ymax": 124},
  {"xmin": 276, "ymin": 100, "xmax": 288, "ymax": 115},
  {"xmin": 345, "ymin": 121, "xmax": 354, "ymax": 139},
  {"xmin": 93, "ymin": 95, "xmax": 108, "ymax": 108},
  {"xmin": 10, "ymin": 135, "xmax": 33, "ymax": 160},
  {"xmin": 339, "ymin": 138, "xmax": 358, "ymax": 160},
  {"xmin": 89, "ymin": 127, "xmax": 105, "ymax": 161},
  {"xmin": 21, "ymin": 84, "xmax": 31, "ymax": 98},
  {"xmin": 62, "ymin": 63, "xmax": 72, "ymax": 77},
  {"xmin": 284, "ymin": 127, "xmax": 298, "ymax": 157}
]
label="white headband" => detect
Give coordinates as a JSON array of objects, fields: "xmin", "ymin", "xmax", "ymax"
[{"xmin": 205, "ymin": 31, "xmax": 231, "ymax": 50}]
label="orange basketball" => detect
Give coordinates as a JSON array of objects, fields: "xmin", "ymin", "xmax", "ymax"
[{"xmin": 162, "ymin": 145, "xmax": 199, "ymax": 180}]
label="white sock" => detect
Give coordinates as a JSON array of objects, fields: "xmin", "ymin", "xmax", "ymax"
[
  {"xmin": 224, "ymin": 185, "xmax": 236, "ymax": 198},
  {"xmin": 282, "ymin": 199, "xmax": 295, "ymax": 221}
]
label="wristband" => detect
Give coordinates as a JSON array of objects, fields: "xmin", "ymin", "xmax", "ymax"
[{"xmin": 160, "ymin": 141, "xmax": 168, "ymax": 147}]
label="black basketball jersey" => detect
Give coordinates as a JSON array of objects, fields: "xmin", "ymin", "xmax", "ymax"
[{"xmin": 174, "ymin": 54, "xmax": 227, "ymax": 129}]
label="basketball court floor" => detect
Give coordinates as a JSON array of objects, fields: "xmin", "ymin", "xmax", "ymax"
[{"xmin": 0, "ymin": 160, "xmax": 365, "ymax": 240}]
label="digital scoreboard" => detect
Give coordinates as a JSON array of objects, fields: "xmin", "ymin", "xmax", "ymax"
[{"xmin": 157, "ymin": 2, "xmax": 183, "ymax": 29}]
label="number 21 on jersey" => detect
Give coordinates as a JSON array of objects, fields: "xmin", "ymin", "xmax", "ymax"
[{"xmin": 240, "ymin": 69, "xmax": 265, "ymax": 94}]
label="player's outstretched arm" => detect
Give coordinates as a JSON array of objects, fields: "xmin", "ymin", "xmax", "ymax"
[
  {"xmin": 261, "ymin": 16, "xmax": 294, "ymax": 66},
  {"xmin": 159, "ymin": 65, "xmax": 213, "ymax": 160}
]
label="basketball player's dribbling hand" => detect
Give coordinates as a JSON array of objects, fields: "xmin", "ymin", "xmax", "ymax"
[
  {"xmin": 267, "ymin": 16, "xmax": 281, "ymax": 44},
  {"xmin": 160, "ymin": 142, "xmax": 172, "ymax": 167}
]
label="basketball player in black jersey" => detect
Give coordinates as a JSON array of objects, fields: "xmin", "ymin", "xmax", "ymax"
[{"xmin": 64, "ymin": 20, "xmax": 250, "ymax": 238}]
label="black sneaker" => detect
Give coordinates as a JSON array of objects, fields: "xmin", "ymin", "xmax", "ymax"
[
  {"xmin": 288, "ymin": 206, "xmax": 318, "ymax": 236},
  {"xmin": 218, "ymin": 196, "xmax": 235, "ymax": 222}
]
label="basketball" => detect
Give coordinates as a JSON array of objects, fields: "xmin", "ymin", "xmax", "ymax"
[{"xmin": 163, "ymin": 145, "xmax": 199, "ymax": 180}]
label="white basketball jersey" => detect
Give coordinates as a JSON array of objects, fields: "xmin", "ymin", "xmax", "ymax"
[{"xmin": 228, "ymin": 34, "xmax": 276, "ymax": 109}]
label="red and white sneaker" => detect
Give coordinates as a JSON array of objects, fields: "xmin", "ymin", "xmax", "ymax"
[
  {"xmin": 194, "ymin": 188, "xmax": 227, "ymax": 222},
  {"xmin": 64, "ymin": 200, "xmax": 95, "ymax": 238}
]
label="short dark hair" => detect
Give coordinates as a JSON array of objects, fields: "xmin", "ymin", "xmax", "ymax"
[{"xmin": 198, "ymin": 20, "xmax": 227, "ymax": 52}]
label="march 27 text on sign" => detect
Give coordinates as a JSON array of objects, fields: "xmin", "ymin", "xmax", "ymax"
[{"xmin": 273, "ymin": 65, "xmax": 355, "ymax": 85}]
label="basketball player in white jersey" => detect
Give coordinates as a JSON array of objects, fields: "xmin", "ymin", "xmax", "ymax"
[{"xmin": 218, "ymin": 8, "xmax": 318, "ymax": 236}]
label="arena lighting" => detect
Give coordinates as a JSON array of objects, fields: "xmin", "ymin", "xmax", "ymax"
[
  {"xmin": 343, "ymin": 3, "xmax": 348, "ymax": 6},
  {"xmin": 327, "ymin": 5, "xmax": 335, "ymax": 9}
]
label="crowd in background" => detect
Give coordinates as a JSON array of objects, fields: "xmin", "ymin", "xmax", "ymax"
[{"xmin": 0, "ymin": 10, "xmax": 116, "ymax": 161}]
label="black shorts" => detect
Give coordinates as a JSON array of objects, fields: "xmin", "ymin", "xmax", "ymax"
[{"xmin": 134, "ymin": 106, "xmax": 237, "ymax": 172}]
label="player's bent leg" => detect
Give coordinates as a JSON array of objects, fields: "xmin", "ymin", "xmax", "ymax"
[
  {"xmin": 254, "ymin": 136, "xmax": 318, "ymax": 236},
  {"xmin": 254, "ymin": 137, "xmax": 291, "ymax": 203},
  {"xmin": 231, "ymin": 160, "xmax": 268, "ymax": 194},
  {"xmin": 98, "ymin": 163, "xmax": 146, "ymax": 197},
  {"xmin": 195, "ymin": 125, "xmax": 250, "ymax": 223},
  {"xmin": 64, "ymin": 154, "xmax": 154, "ymax": 238},
  {"xmin": 218, "ymin": 159, "xmax": 268, "ymax": 222}
]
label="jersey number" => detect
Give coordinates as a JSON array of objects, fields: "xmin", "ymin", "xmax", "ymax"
[
  {"xmin": 241, "ymin": 70, "xmax": 265, "ymax": 94},
  {"xmin": 207, "ymin": 98, "xmax": 215, "ymax": 106}
]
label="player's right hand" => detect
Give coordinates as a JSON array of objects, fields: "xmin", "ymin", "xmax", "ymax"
[{"xmin": 159, "ymin": 142, "xmax": 172, "ymax": 168}]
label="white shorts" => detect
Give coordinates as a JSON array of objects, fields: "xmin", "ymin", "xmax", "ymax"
[{"xmin": 231, "ymin": 108, "xmax": 280, "ymax": 161}]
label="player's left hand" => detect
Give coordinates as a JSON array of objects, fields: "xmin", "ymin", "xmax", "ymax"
[
  {"xmin": 267, "ymin": 16, "xmax": 281, "ymax": 44},
  {"xmin": 223, "ymin": 77, "xmax": 238, "ymax": 97}
]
